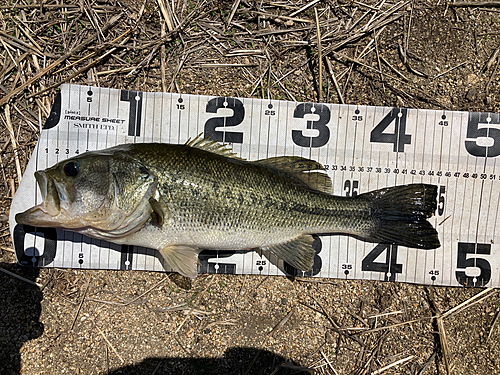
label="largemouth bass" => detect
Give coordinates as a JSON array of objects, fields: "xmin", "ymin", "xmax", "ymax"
[{"xmin": 16, "ymin": 137, "xmax": 440, "ymax": 277}]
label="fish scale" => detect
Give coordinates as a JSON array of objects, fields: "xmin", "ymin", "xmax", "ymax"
[{"xmin": 142, "ymin": 145, "xmax": 367, "ymax": 235}]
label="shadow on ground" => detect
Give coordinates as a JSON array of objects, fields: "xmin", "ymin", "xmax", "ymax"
[
  {"xmin": 0, "ymin": 262, "xmax": 43, "ymax": 375},
  {"xmin": 108, "ymin": 347, "xmax": 311, "ymax": 374}
]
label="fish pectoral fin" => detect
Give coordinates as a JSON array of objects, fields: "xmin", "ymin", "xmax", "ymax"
[
  {"xmin": 159, "ymin": 245, "xmax": 201, "ymax": 278},
  {"xmin": 263, "ymin": 234, "xmax": 316, "ymax": 272},
  {"xmin": 254, "ymin": 156, "xmax": 333, "ymax": 194},
  {"xmin": 149, "ymin": 197, "xmax": 166, "ymax": 226}
]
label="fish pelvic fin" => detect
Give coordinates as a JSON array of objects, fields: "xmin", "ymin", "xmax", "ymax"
[
  {"xmin": 159, "ymin": 245, "xmax": 201, "ymax": 278},
  {"xmin": 254, "ymin": 156, "xmax": 333, "ymax": 194},
  {"xmin": 363, "ymin": 184, "xmax": 440, "ymax": 249},
  {"xmin": 263, "ymin": 234, "xmax": 316, "ymax": 271}
]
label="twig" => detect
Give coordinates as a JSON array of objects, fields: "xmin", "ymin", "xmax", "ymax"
[
  {"xmin": 289, "ymin": 0, "xmax": 320, "ymax": 17},
  {"xmin": 0, "ymin": 29, "xmax": 44, "ymax": 57},
  {"xmin": 161, "ymin": 20, "xmax": 167, "ymax": 92},
  {"xmin": 367, "ymin": 310, "xmax": 403, "ymax": 319},
  {"xmin": 203, "ymin": 319, "xmax": 238, "ymax": 331},
  {"xmin": 450, "ymin": 1, "xmax": 500, "ymax": 7},
  {"xmin": 486, "ymin": 61, "xmax": 499, "ymax": 95},
  {"xmin": 441, "ymin": 288, "xmax": 496, "ymax": 319},
  {"xmin": 52, "ymin": 30, "xmax": 131, "ymax": 75},
  {"xmin": 352, "ymin": 1, "xmax": 380, "ymax": 11},
  {"xmin": 0, "ymin": 267, "xmax": 42, "ymax": 288},
  {"xmin": 379, "ymin": 55, "xmax": 409, "ymax": 80},
  {"xmin": 225, "ymin": 49, "xmax": 264, "ymax": 57},
  {"xmin": 86, "ymin": 276, "xmax": 170, "ymax": 307},
  {"xmin": 174, "ymin": 308, "xmax": 194, "ymax": 334},
  {"xmin": 270, "ymin": 71, "xmax": 297, "ymax": 101},
  {"xmin": 226, "ymin": 0, "xmax": 241, "ymax": 27},
  {"xmin": 70, "ymin": 277, "xmax": 91, "ymax": 330},
  {"xmin": 96, "ymin": 324, "xmax": 125, "ymax": 364},
  {"xmin": 239, "ymin": 10, "xmax": 313, "ymax": 23},
  {"xmin": 433, "ymin": 61, "xmax": 467, "ymax": 79},
  {"xmin": 436, "ymin": 317, "xmax": 451, "ymax": 375},
  {"xmin": 29, "ymin": 31, "xmax": 132, "ymax": 98},
  {"xmin": 0, "ymin": 246, "xmax": 14, "ymax": 253},
  {"xmin": 157, "ymin": 0, "xmax": 175, "ymax": 31},
  {"xmin": 486, "ymin": 308, "xmax": 500, "ymax": 343},
  {"xmin": 320, "ymin": 349, "xmax": 339, "ymax": 374},
  {"xmin": 269, "ymin": 307, "xmax": 295, "ymax": 337},
  {"xmin": 314, "ymin": 8, "xmax": 323, "ymax": 102},
  {"xmin": 3, "ymin": 104, "xmax": 22, "ymax": 182},
  {"xmin": 340, "ymin": 316, "xmax": 433, "ymax": 333},
  {"xmin": 332, "ymin": 51, "xmax": 407, "ymax": 84},
  {"xmin": 0, "ymin": 13, "xmax": 123, "ymax": 106},
  {"xmin": 325, "ymin": 56, "xmax": 344, "ymax": 104},
  {"xmin": 370, "ymin": 355, "xmax": 415, "ymax": 375},
  {"xmin": 418, "ymin": 352, "xmax": 437, "ymax": 375},
  {"xmin": 198, "ymin": 63, "xmax": 258, "ymax": 67},
  {"xmin": 322, "ymin": 6, "xmax": 405, "ymax": 56}
]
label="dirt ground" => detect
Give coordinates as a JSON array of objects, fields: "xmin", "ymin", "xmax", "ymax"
[{"xmin": 1, "ymin": 0, "xmax": 500, "ymax": 374}]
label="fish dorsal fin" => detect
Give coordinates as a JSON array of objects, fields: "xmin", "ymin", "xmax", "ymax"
[
  {"xmin": 262, "ymin": 234, "xmax": 316, "ymax": 271},
  {"xmin": 186, "ymin": 134, "xmax": 244, "ymax": 159},
  {"xmin": 255, "ymin": 156, "xmax": 333, "ymax": 194}
]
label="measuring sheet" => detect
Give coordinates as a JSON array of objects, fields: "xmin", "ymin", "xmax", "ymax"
[{"xmin": 9, "ymin": 84, "xmax": 500, "ymax": 287}]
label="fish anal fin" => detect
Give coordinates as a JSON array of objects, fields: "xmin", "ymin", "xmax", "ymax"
[
  {"xmin": 255, "ymin": 156, "xmax": 333, "ymax": 194},
  {"xmin": 185, "ymin": 133, "xmax": 244, "ymax": 159},
  {"xmin": 159, "ymin": 245, "xmax": 201, "ymax": 278},
  {"xmin": 263, "ymin": 234, "xmax": 316, "ymax": 271}
]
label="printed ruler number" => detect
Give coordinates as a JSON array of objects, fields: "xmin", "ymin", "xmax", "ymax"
[
  {"xmin": 362, "ymin": 244, "xmax": 402, "ymax": 282},
  {"xmin": 465, "ymin": 112, "xmax": 500, "ymax": 157},
  {"xmin": 198, "ymin": 250, "xmax": 237, "ymax": 274},
  {"xmin": 370, "ymin": 108, "xmax": 411, "ymax": 152},
  {"xmin": 344, "ymin": 180, "xmax": 359, "ymax": 197},
  {"xmin": 292, "ymin": 103, "xmax": 330, "ymax": 148},
  {"xmin": 455, "ymin": 242, "xmax": 491, "ymax": 287},
  {"xmin": 204, "ymin": 97, "xmax": 244, "ymax": 143},
  {"xmin": 13, "ymin": 225, "xmax": 57, "ymax": 267},
  {"xmin": 120, "ymin": 90, "xmax": 143, "ymax": 137},
  {"xmin": 438, "ymin": 185, "xmax": 446, "ymax": 216}
]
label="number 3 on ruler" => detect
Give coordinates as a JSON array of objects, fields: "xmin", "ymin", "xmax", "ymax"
[{"xmin": 292, "ymin": 103, "xmax": 330, "ymax": 148}]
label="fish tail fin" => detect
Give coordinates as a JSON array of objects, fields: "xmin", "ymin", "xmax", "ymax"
[{"xmin": 362, "ymin": 184, "xmax": 440, "ymax": 249}]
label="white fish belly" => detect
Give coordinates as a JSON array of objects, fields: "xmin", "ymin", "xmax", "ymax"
[{"xmin": 126, "ymin": 224, "xmax": 302, "ymax": 251}]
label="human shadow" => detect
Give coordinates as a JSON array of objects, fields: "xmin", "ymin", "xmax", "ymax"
[
  {"xmin": 108, "ymin": 347, "xmax": 311, "ymax": 374},
  {"xmin": 0, "ymin": 262, "xmax": 44, "ymax": 375}
]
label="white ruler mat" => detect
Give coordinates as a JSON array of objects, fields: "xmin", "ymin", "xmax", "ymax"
[{"xmin": 9, "ymin": 83, "xmax": 500, "ymax": 287}]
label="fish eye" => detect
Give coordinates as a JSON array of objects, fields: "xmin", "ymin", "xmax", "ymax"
[{"xmin": 63, "ymin": 161, "xmax": 80, "ymax": 177}]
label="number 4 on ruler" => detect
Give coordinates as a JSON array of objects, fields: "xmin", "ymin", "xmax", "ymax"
[
  {"xmin": 370, "ymin": 108, "xmax": 411, "ymax": 152},
  {"xmin": 361, "ymin": 244, "xmax": 402, "ymax": 281}
]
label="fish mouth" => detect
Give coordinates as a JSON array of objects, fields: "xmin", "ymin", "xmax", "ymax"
[{"xmin": 15, "ymin": 171, "xmax": 64, "ymax": 227}]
